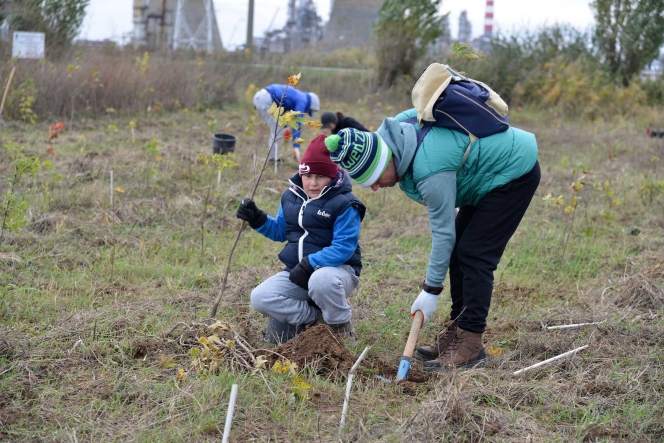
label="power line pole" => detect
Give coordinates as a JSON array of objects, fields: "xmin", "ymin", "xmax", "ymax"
[{"xmin": 246, "ymin": 0, "xmax": 254, "ymax": 52}]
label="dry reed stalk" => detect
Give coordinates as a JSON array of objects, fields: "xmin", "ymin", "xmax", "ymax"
[{"xmin": 0, "ymin": 66, "xmax": 16, "ymax": 119}]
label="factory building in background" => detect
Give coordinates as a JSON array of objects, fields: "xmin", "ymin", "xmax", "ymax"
[{"xmin": 321, "ymin": 0, "xmax": 383, "ymax": 49}]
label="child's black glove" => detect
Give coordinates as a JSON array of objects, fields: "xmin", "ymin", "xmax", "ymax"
[
  {"xmin": 289, "ymin": 258, "xmax": 315, "ymax": 290},
  {"xmin": 236, "ymin": 198, "xmax": 267, "ymax": 229}
]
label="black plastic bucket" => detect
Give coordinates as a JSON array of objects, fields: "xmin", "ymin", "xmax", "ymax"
[{"xmin": 212, "ymin": 133, "xmax": 237, "ymax": 155}]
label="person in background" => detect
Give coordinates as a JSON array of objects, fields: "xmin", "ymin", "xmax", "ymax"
[
  {"xmin": 324, "ymin": 110, "xmax": 540, "ymax": 370},
  {"xmin": 320, "ymin": 111, "xmax": 368, "ymax": 134},
  {"xmin": 236, "ymin": 134, "xmax": 366, "ymax": 344},
  {"xmin": 253, "ymin": 84, "xmax": 320, "ymax": 162}
]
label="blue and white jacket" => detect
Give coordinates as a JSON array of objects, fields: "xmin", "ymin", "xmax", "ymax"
[
  {"xmin": 265, "ymin": 84, "xmax": 315, "ymax": 147},
  {"xmin": 256, "ymin": 170, "xmax": 366, "ymax": 276}
]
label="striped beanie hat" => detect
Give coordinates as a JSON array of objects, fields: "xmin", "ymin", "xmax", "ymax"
[{"xmin": 324, "ymin": 128, "xmax": 392, "ymax": 187}]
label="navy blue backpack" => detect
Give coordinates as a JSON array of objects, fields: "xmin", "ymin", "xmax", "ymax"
[{"xmin": 406, "ymin": 64, "xmax": 510, "ymax": 167}]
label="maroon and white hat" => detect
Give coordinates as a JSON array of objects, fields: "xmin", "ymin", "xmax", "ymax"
[{"xmin": 299, "ymin": 134, "xmax": 339, "ymax": 179}]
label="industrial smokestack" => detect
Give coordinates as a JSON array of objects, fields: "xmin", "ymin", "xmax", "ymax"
[
  {"xmin": 246, "ymin": 0, "xmax": 254, "ymax": 51},
  {"xmin": 484, "ymin": 0, "xmax": 494, "ymax": 39}
]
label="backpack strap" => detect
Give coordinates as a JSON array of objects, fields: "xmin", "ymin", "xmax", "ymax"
[
  {"xmin": 403, "ymin": 117, "xmax": 432, "ymax": 149},
  {"xmin": 403, "ymin": 116, "xmax": 474, "ymax": 172},
  {"xmin": 460, "ymin": 136, "xmax": 477, "ymax": 171}
]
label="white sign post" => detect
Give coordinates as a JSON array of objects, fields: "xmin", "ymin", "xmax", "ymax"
[{"xmin": 12, "ymin": 32, "xmax": 45, "ymax": 59}]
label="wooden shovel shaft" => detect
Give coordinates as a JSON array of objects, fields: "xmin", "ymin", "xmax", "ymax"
[{"xmin": 403, "ymin": 311, "xmax": 424, "ymax": 358}]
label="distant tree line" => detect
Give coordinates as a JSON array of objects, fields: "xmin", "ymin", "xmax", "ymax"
[{"xmin": 373, "ymin": 0, "xmax": 664, "ymax": 95}]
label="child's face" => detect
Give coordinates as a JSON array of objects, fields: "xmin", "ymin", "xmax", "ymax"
[{"xmin": 301, "ymin": 174, "xmax": 332, "ymax": 198}]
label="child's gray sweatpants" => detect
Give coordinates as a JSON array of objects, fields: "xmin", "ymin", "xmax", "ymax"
[{"xmin": 250, "ymin": 265, "xmax": 359, "ymax": 326}]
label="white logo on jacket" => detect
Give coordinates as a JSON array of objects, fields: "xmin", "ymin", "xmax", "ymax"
[
  {"xmin": 317, "ymin": 210, "xmax": 331, "ymax": 218},
  {"xmin": 299, "ymin": 164, "xmax": 310, "ymax": 174}
]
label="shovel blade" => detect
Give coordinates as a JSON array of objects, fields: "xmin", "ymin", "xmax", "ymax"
[{"xmin": 395, "ymin": 356, "xmax": 411, "ymax": 382}]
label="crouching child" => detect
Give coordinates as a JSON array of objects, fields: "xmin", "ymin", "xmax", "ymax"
[{"xmin": 236, "ymin": 134, "xmax": 366, "ymax": 344}]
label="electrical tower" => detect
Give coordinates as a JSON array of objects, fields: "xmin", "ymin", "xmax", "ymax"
[{"xmin": 132, "ymin": 0, "xmax": 223, "ymax": 52}]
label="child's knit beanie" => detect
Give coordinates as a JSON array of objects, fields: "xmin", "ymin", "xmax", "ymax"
[{"xmin": 299, "ymin": 134, "xmax": 339, "ymax": 179}]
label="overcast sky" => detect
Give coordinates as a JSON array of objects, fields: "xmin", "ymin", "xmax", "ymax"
[{"xmin": 80, "ymin": 0, "xmax": 595, "ymax": 50}]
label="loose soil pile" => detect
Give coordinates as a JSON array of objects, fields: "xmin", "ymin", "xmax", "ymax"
[
  {"xmin": 257, "ymin": 324, "xmax": 433, "ymax": 391},
  {"xmin": 259, "ymin": 325, "xmax": 357, "ymax": 375}
]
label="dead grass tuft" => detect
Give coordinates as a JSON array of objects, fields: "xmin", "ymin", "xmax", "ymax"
[
  {"xmin": 614, "ymin": 268, "xmax": 664, "ymax": 310},
  {"xmin": 28, "ymin": 212, "xmax": 65, "ymax": 233},
  {"xmin": 398, "ymin": 372, "xmax": 525, "ymax": 442}
]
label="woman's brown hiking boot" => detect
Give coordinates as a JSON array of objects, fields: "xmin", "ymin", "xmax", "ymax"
[
  {"xmin": 422, "ymin": 327, "xmax": 487, "ymax": 371},
  {"xmin": 415, "ymin": 321, "xmax": 458, "ymax": 361}
]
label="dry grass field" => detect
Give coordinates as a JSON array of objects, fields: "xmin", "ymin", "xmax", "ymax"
[{"xmin": 1, "ymin": 68, "xmax": 664, "ymax": 442}]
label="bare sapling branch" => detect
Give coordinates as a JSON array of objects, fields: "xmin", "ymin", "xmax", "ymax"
[{"xmin": 210, "ymin": 76, "xmax": 306, "ymax": 318}]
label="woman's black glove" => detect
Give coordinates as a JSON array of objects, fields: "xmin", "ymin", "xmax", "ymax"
[
  {"xmin": 236, "ymin": 198, "xmax": 267, "ymax": 229},
  {"xmin": 289, "ymin": 258, "xmax": 315, "ymax": 290}
]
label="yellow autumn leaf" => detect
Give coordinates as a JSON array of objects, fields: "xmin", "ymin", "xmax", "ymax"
[
  {"xmin": 279, "ymin": 110, "xmax": 301, "ymax": 126},
  {"xmin": 272, "ymin": 360, "xmax": 298, "ymax": 376},
  {"xmin": 306, "ymin": 121, "xmax": 323, "ymax": 128},
  {"xmin": 286, "ymin": 71, "xmax": 301, "ymax": 87},
  {"xmin": 209, "ymin": 321, "xmax": 231, "ymax": 332},
  {"xmin": 291, "ymin": 375, "xmax": 313, "ymax": 399},
  {"xmin": 486, "ymin": 346, "xmax": 503, "ymax": 356},
  {"xmin": 115, "ymin": 187, "xmax": 125, "ymax": 193},
  {"xmin": 160, "ymin": 355, "xmax": 177, "ymax": 368},
  {"xmin": 177, "ymin": 368, "xmax": 187, "ymax": 380},
  {"xmin": 254, "ymin": 355, "xmax": 267, "ymax": 370},
  {"xmin": 272, "ymin": 361, "xmax": 287, "ymax": 374},
  {"xmin": 542, "ymin": 193, "xmax": 563, "ymax": 207},
  {"xmin": 207, "ymin": 334, "xmax": 222, "ymax": 345},
  {"xmin": 293, "ymin": 137, "xmax": 305, "ymax": 144},
  {"xmin": 267, "ymin": 102, "xmax": 284, "ymax": 117}
]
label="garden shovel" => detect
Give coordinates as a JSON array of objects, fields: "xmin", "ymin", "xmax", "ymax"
[{"xmin": 395, "ymin": 310, "xmax": 424, "ymax": 382}]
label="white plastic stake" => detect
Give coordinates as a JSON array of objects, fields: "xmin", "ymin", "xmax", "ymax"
[
  {"xmin": 339, "ymin": 346, "xmax": 371, "ymax": 433},
  {"xmin": 222, "ymin": 384, "xmax": 239, "ymax": 443},
  {"xmin": 217, "ymin": 170, "xmax": 221, "ymax": 189},
  {"xmin": 513, "ymin": 345, "xmax": 589, "ymax": 376},
  {"xmin": 109, "ymin": 170, "xmax": 114, "ymax": 208},
  {"xmin": 546, "ymin": 320, "xmax": 605, "ymax": 330}
]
